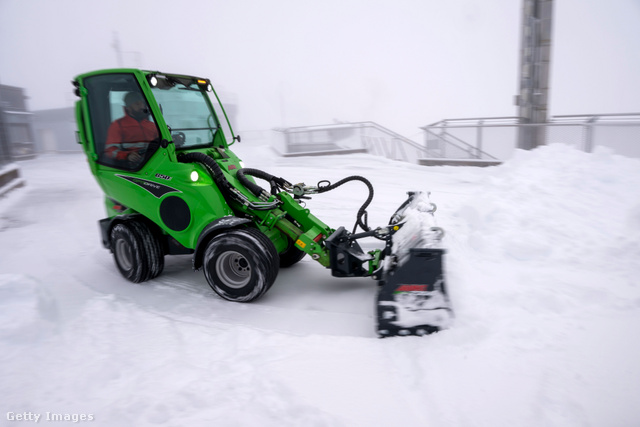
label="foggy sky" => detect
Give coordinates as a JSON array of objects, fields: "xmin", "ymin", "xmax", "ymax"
[{"xmin": 1, "ymin": 0, "xmax": 639, "ymax": 138}]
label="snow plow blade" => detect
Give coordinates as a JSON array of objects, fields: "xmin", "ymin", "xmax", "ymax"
[
  {"xmin": 377, "ymin": 248, "xmax": 452, "ymax": 337},
  {"xmin": 376, "ymin": 191, "xmax": 453, "ymax": 337}
]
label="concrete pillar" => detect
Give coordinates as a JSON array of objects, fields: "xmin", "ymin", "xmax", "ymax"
[{"xmin": 516, "ymin": 0, "xmax": 553, "ymax": 150}]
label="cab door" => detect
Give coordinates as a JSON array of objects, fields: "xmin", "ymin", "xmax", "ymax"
[
  {"xmin": 79, "ymin": 72, "xmax": 178, "ymax": 220},
  {"xmin": 82, "ymin": 72, "xmax": 161, "ymax": 172}
]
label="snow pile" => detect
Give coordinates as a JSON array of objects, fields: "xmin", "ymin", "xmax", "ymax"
[
  {"xmin": 457, "ymin": 144, "xmax": 640, "ymax": 268},
  {"xmin": 0, "ymin": 144, "xmax": 639, "ymax": 426}
]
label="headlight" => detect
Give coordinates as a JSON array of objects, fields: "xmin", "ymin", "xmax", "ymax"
[{"xmin": 190, "ymin": 171, "xmax": 199, "ymax": 182}]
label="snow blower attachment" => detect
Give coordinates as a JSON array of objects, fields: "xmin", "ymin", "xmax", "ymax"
[
  {"xmin": 72, "ymin": 69, "xmax": 453, "ymax": 337},
  {"xmin": 376, "ymin": 192, "xmax": 453, "ymax": 336}
]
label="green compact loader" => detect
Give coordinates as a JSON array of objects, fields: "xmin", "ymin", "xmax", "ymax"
[{"xmin": 72, "ymin": 68, "xmax": 453, "ymax": 337}]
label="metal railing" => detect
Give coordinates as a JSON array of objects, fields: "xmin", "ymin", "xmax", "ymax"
[
  {"xmin": 270, "ymin": 114, "xmax": 640, "ymax": 165},
  {"xmin": 422, "ymin": 114, "xmax": 640, "ymax": 160},
  {"xmin": 422, "ymin": 117, "xmax": 511, "ymax": 161},
  {"xmin": 273, "ymin": 121, "xmax": 430, "ymax": 164},
  {"xmin": 550, "ymin": 113, "xmax": 640, "ymax": 155}
]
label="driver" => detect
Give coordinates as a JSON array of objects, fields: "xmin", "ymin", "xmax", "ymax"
[{"xmin": 105, "ymin": 91, "xmax": 159, "ymax": 163}]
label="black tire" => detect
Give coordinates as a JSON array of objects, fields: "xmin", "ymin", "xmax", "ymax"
[
  {"xmin": 279, "ymin": 239, "xmax": 306, "ymax": 268},
  {"xmin": 110, "ymin": 219, "xmax": 164, "ymax": 283},
  {"xmin": 203, "ymin": 228, "xmax": 279, "ymax": 302},
  {"xmin": 111, "ymin": 222, "xmax": 147, "ymax": 283},
  {"xmin": 242, "ymin": 227, "xmax": 280, "ymax": 285},
  {"xmin": 128, "ymin": 220, "xmax": 164, "ymax": 280}
]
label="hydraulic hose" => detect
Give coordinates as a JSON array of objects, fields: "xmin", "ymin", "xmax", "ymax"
[
  {"xmin": 316, "ymin": 175, "xmax": 374, "ymax": 233},
  {"xmin": 235, "ymin": 168, "xmax": 268, "ymax": 198},
  {"xmin": 178, "ymin": 155, "xmax": 280, "ymax": 211},
  {"xmin": 179, "ymin": 154, "xmax": 373, "ymax": 231},
  {"xmin": 236, "ymin": 168, "xmax": 290, "ymax": 199}
]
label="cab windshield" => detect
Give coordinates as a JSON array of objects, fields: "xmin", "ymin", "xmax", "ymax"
[{"xmin": 151, "ymin": 81, "xmax": 219, "ymax": 149}]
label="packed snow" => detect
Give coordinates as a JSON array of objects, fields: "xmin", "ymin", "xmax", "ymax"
[{"xmin": 1, "ymin": 141, "xmax": 639, "ymax": 426}]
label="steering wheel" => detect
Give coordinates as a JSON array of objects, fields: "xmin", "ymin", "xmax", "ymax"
[{"xmin": 172, "ymin": 132, "xmax": 186, "ymax": 147}]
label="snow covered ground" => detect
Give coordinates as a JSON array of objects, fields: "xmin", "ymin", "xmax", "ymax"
[{"xmin": 1, "ymin": 141, "xmax": 639, "ymax": 426}]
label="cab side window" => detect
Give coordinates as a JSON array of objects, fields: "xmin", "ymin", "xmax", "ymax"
[{"xmin": 84, "ymin": 74, "xmax": 159, "ymax": 170}]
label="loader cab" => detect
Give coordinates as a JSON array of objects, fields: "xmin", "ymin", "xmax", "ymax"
[{"xmin": 78, "ymin": 70, "xmax": 227, "ymax": 172}]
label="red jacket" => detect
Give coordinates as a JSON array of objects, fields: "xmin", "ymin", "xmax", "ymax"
[{"xmin": 105, "ymin": 114, "xmax": 159, "ymax": 161}]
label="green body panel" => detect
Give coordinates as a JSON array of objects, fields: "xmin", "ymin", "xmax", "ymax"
[{"xmin": 97, "ymin": 153, "xmax": 235, "ymax": 249}]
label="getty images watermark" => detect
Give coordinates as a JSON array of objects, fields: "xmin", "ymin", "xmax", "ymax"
[{"xmin": 7, "ymin": 412, "xmax": 95, "ymax": 423}]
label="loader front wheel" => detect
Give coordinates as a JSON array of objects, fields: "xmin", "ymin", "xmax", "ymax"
[{"xmin": 203, "ymin": 229, "xmax": 278, "ymax": 302}]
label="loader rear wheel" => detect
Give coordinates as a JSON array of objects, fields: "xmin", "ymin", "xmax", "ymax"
[
  {"xmin": 203, "ymin": 228, "xmax": 279, "ymax": 302},
  {"xmin": 110, "ymin": 220, "xmax": 164, "ymax": 283},
  {"xmin": 128, "ymin": 220, "xmax": 164, "ymax": 280},
  {"xmin": 111, "ymin": 222, "xmax": 147, "ymax": 283}
]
